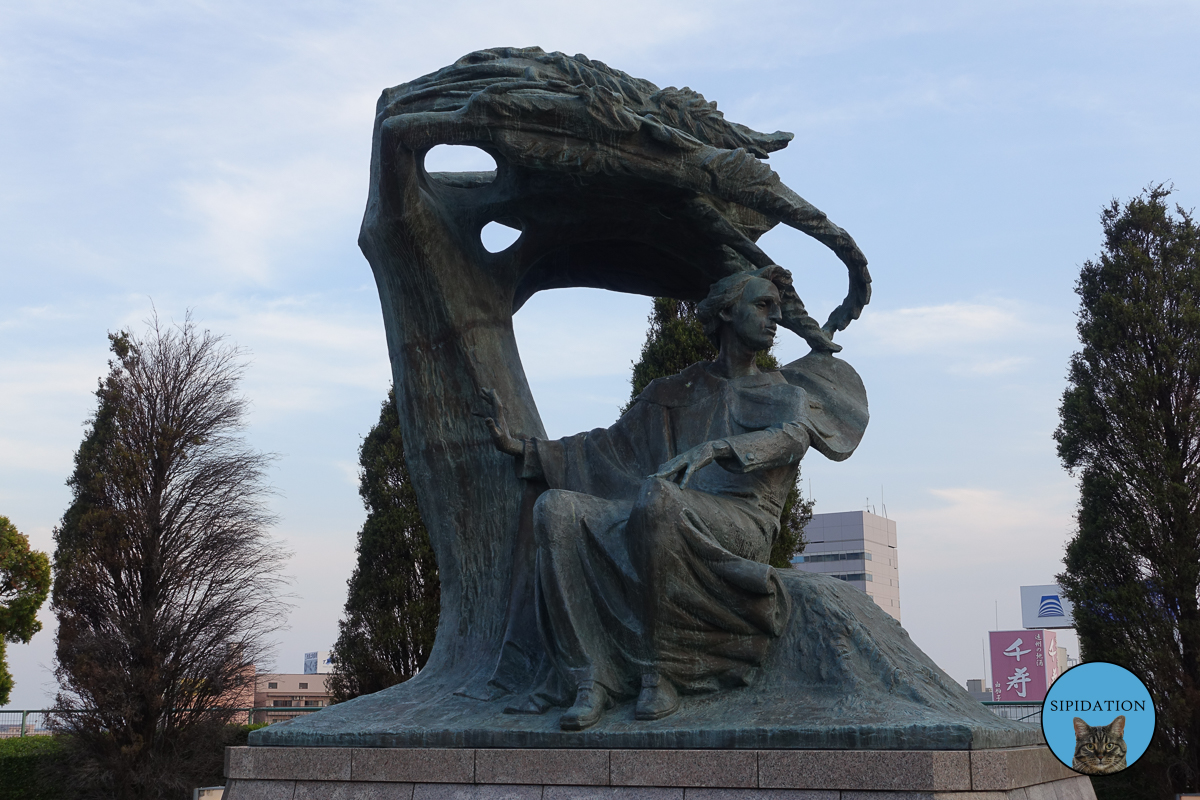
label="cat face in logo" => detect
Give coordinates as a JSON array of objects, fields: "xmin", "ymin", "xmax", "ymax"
[{"xmin": 1072, "ymin": 715, "xmax": 1127, "ymax": 775}]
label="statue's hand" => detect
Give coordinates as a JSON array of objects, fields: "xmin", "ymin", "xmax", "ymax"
[
  {"xmin": 479, "ymin": 388, "xmax": 523, "ymax": 456},
  {"xmin": 653, "ymin": 441, "xmax": 728, "ymax": 488}
]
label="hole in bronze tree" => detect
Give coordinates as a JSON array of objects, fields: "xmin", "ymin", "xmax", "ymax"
[
  {"xmin": 481, "ymin": 220, "xmax": 521, "ymax": 253},
  {"xmin": 424, "ymin": 145, "xmax": 497, "ymax": 184}
]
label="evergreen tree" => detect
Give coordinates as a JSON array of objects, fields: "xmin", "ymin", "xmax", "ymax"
[
  {"xmin": 1055, "ymin": 186, "xmax": 1200, "ymax": 799},
  {"xmin": 329, "ymin": 388, "xmax": 440, "ymax": 702},
  {"xmin": 51, "ymin": 317, "xmax": 286, "ymax": 800},
  {"xmin": 628, "ymin": 298, "xmax": 812, "ymax": 568},
  {"xmin": 0, "ymin": 515, "xmax": 51, "ymax": 705}
]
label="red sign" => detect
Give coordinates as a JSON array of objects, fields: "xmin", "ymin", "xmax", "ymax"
[{"xmin": 990, "ymin": 629, "xmax": 1059, "ymax": 702}]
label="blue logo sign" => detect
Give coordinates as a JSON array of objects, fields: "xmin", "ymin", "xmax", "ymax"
[{"xmin": 1038, "ymin": 595, "xmax": 1065, "ymax": 617}]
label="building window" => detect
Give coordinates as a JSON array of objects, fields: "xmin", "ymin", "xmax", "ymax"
[
  {"xmin": 273, "ymin": 700, "xmax": 291, "ymax": 707},
  {"xmin": 793, "ymin": 551, "xmax": 872, "ymax": 564},
  {"xmin": 299, "ymin": 683, "xmax": 308, "ymax": 689},
  {"xmin": 267, "ymin": 682, "xmax": 278, "ymax": 689},
  {"xmin": 304, "ymin": 700, "xmax": 323, "ymax": 707},
  {"xmin": 829, "ymin": 572, "xmax": 873, "ymax": 582}
]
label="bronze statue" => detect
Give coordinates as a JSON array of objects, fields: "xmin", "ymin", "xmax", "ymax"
[{"xmin": 252, "ymin": 47, "xmax": 1041, "ymax": 750}]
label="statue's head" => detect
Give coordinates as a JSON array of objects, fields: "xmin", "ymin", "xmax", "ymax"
[{"xmin": 696, "ymin": 266, "xmax": 793, "ymax": 350}]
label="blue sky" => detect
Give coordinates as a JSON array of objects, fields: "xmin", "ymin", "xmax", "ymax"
[{"xmin": 2, "ymin": 0, "xmax": 1198, "ymax": 707}]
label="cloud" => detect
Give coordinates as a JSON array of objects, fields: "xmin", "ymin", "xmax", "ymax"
[
  {"xmin": 514, "ymin": 289, "xmax": 649, "ymax": 381},
  {"xmin": 0, "ymin": 354, "xmax": 108, "ymax": 476},
  {"xmin": 843, "ymin": 299, "xmax": 1074, "ymax": 377},
  {"xmin": 332, "ymin": 460, "xmax": 359, "ymax": 487},
  {"xmin": 189, "ymin": 295, "xmax": 391, "ymax": 418},
  {"xmin": 859, "ymin": 302, "xmax": 1025, "ymax": 351},
  {"xmin": 902, "ymin": 484, "xmax": 1076, "ymax": 573},
  {"xmin": 948, "ymin": 356, "xmax": 1030, "ymax": 376},
  {"xmin": 179, "ymin": 158, "xmax": 361, "ymax": 285},
  {"xmin": 787, "ymin": 73, "xmax": 988, "ymax": 131}
]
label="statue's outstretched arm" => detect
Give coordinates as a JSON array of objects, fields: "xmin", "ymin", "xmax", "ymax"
[{"xmin": 652, "ymin": 424, "xmax": 811, "ymax": 487}]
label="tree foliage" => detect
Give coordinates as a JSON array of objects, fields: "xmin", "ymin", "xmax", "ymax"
[
  {"xmin": 329, "ymin": 388, "xmax": 440, "ymax": 703},
  {"xmin": 50, "ymin": 315, "xmax": 289, "ymax": 800},
  {"xmin": 628, "ymin": 298, "xmax": 812, "ymax": 568},
  {"xmin": 1055, "ymin": 186, "xmax": 1200, "ymax": 799},
  {"xmin": 0, "ymin": 516, "xmax": 51, "ymax": 706}
]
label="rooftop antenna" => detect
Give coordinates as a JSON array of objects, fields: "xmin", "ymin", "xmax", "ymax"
[
  {"xmin": 982, "ymin": 636, "xmax": 988, "ymax": 688},
  {"xmin": 881, "ymin": 484, "xmax": 888, "ymax": 519}
]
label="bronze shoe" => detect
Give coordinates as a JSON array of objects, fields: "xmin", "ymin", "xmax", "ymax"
[
  {"xmin": 560, "ymin": 682, "xmax": 612, "ymax": 731},
  {"xmin": 635, "ymin": 673, "xmax": 680, "ymax": 721}
]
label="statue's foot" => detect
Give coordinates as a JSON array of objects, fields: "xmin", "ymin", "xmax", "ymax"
[
  {"xmin": 560, "ymin": 682, "xmax": 612, "ymax": 731},
  {"xmin": 635, "ymin": 673, "xmax": 680, "ymax": 721}
]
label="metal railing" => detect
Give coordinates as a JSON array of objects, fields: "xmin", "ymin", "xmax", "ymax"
[
  {"xmin": 0, "ymin": 709, "xmax": 53, "ymax": 737},
  {"xmin": 982, "ymin": 701, "xmax": 1043, "ymax": 725},
  {"xmin": 0, "ymin": 706, "xmax": 324, "ymax": 737}
]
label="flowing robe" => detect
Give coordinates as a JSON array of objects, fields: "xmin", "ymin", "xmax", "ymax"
[{"xmin": 520, "ymin": 362, "xmax": 815, "ymax": 699}]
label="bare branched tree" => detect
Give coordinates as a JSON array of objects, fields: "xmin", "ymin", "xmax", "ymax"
[{"xmin": 50, "ymin": 314, "xmax": 290, "ymax": 800}]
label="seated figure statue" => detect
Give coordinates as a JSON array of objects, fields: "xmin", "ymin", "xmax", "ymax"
[{"xmin": 485, "ymin": 265, "xmax": 832, "ymax": 731}]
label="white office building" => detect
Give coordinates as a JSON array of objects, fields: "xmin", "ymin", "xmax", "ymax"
[{"xmin": 791, "ymin": 510, "xmax": 901, "ymax": 622}]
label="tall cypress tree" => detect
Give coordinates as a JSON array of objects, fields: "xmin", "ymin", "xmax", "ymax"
[
  {"xmin": 628, "ymin": 298, "xmax": 812, "ymax": 568},
  {"xmin": 51, "ymin": 319, "xmax": 285, "ymax": 800},
  {"xmin": 329, "ymin": 388, "xmax": 440, "ymax": 702},
  {"xmin": 1055, "ymin": 186, "xmax": 1200, "ymax": 800}
]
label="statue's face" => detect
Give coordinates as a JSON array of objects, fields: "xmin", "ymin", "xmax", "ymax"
[{"xmin": 724, "ymin": 277, "xmax": 782, "ymax": 352}]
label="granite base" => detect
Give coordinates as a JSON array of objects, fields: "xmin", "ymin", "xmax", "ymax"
[{"xmin": 223, "ymin": 746, "xmax": 1095, "ymax": 799}]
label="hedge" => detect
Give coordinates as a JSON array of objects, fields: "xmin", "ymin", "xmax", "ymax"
[{"xmin": 0, "ymin": 736, "xmax": 68, "ymax": 800}]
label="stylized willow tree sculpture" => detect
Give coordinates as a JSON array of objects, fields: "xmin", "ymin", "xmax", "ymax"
[{"xmin": 358, "ymin": 47, "xmax": 871, "ymax": 695}]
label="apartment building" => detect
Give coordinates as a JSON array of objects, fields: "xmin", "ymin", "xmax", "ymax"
[{"xmin": 253, "ymin": 673, "xmax": 333, "ymax": 724}]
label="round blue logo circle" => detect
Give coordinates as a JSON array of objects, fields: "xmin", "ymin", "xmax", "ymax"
[{"xmin": 1041, "ymin": 661, "xmax": 1155, "ymax": 775}]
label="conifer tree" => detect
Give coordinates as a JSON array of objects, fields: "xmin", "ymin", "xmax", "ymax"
[
  {"xmin": 628, "ymin": 298, "xmax": 812, "ymax": 568},
  {"xmin": 1055, "ymin": 186, "xmax": 1200, "ymax": 800},
  {"xmin": 51, "ymin": 317, "xmax": 286, "ymax": 800},
  {"xmin": 329, "ymin": 389, "xmax": 440, "ymax": 702}
]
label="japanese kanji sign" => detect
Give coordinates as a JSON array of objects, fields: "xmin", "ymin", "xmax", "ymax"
[{"xmin": 990, "ymin": 629, "xmax": 1060, "ymax": 702}]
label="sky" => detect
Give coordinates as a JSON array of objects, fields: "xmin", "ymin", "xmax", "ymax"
[{"xmin": 2, "ymin": 0, "xmax": 1198, "ymax": 708}]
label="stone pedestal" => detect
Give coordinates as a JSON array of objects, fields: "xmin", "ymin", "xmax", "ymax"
[{"xmin": 224, "ymin": 746, "xmax": 1094, "ymax": 799}]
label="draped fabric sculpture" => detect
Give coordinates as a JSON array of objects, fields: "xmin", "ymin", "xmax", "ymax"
[{"xmin": 483, "ymin": 267, "xmax": 865, "ymax": 729}]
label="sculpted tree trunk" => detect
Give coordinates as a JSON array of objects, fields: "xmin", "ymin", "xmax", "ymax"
[{"xmin": 360, "ymin": 134, "xmax": 545, "ymax": 690}]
